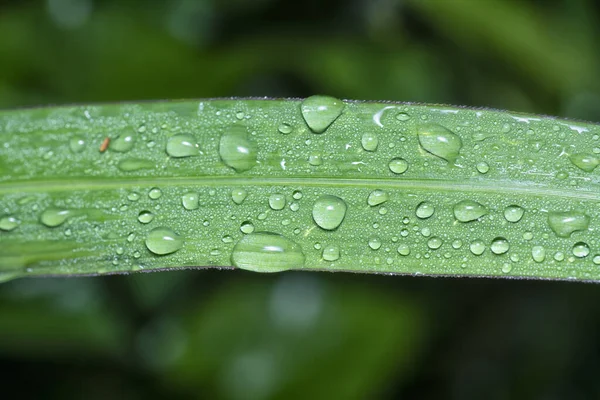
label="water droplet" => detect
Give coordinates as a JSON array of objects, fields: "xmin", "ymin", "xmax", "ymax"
[
  {"xmin": 231, "ymin": 188, "xmax": 248, "ymax": 204},
  {"xmin": 240, "ymin": 221, "xmax": 255, "ymax": 234},
  {"xmin": 361, "ymin": 133, "xmax": 379, "ymax": 151},
  {"xmin": 531, "ymin": 245, "xmax": 546, "ymax": 262},
  {"xmin": 490, "ymin": 237, "xmax": 509, "ymax": 255},
  {"xmin": 501, "ymin": 263, "xmax": 512, "ymax": 273},
  {"xmin": 417, "ymin": 123, "xmax": 462, "ymax": 163},
  {"xmin": 396, "ymin": 112, "xmax": 410, "ymax": 121},
  {"xmin": 110, "ymin": 133, "xmax": 135, "ymax": 152},
  {"xmin": 476, "ymin": 161, "xmax": 489, "ymax": 174},
  {"xmin": 452, "ymin": 239, "xmax": 463, "ymax": 249},
  {"xmin": 292, "ymin": 190, "xmax": 303, "ymax": 200},
  {"xmin": 182, "ymin": 192, "xmax": 199, "ymax": 210},
  {"xmin": 593, "ymin": 255, "xmax": 600, "ymax": 265},
  {"xmin": 397, "ymin": 244, "xmax": 410, "ymax": 256},
  {"xmin": 453, "ymin": 200, "xmax": 487, "ymax": 222},
  {"xmin": 166, "ymin": 134, "xmax": 200, "ymax": 158},
  {"xmin": 145, "ymin": 227, "xmax": 183, "ymax": 255},
  {"xmin": 222, "ymin": 235, "xmax": 234, "ymax": 243},
  {"xmin": 268, "ymin": 194, "xmax": 286, "ymax": 210},
  {"xmin": 137, "ymin": 210, "xmax": 154, "ymax": 224},
  {"xmin": 301, "ymin": 95, "xmax": 344, "ymax": 133},
  {"xmin": 149, "ymin": 187, "xmax": 162, "ymax": 200},
  {"xmin": 40, "ymin": 208, "xmax": 73, "ymax": 227},
  {"xmin": 427, "ymin": 237, "xmax": 442, "ymax": 250},
  {"xmin": 368, "ymin": 237, "xmax": 382, "ymax": 250},
  {"xmin": 312, "ymin": 195, "xmax": 347, "ymax": 230},
  {"xmin": 548, "ymin": 211, "xmax": 590, "ymax": 238},
  {"xmin": 569, "ymin": 153, "xmax": 600, "ymax": 172},
  {"xmin": 322, "ymin": 244, "xmax": 340, "ymax": 261},
  {"xmin": 554, "ymin": 251, "xmax": 565, "ymax": 262},
  {"xmin": 572, "ymin": 242, "xmax": 590, "ymax": 258},
  {"xmin": 127, "ymin": 192, "xmax": 140, "ymax": 202},
  {"xmin": 219, "ymin": 125, "xmax": 257, "ymax": 172},
  {"xmin": 69, "ymin": 136, "xmax": 86, "ymax": 153},
  {"xmin": 416, "ymin": 201, "xmax": 435, "ymax": 219},
  {"xmin": 367, "ymin": 190, "xmax": 389, "ymax": 206},
  {"xmin": 388, "ymin": 158, "xmax": 408, "ymax": 174},
  {"xmin": 469, "ymin": 240, "xmax": 486, "ymax": 255},
  {"xmin": 504, "ymin": 205, "xmax": 525, "ymax": 223},
  {"xmin": 289, "ymin": 202, "xmax": 300, "ymax": 212},
  {"xmin": 0, "ymin": 215, "xmax": 19, "ymax": 231},
  {"xmin": 117, "ymin": 158, "xmax": 154, "ymax": 172},
  {"xmin": 278, "ymin": 123, "xmax": 293, "ymax": 134},
  {"xmin": 231, "ymin": 232, "xmax": 305, "ymax": 272},
  {"xmin": 308, "ymin": 153, "xmax": 323, "ymax": 166}
]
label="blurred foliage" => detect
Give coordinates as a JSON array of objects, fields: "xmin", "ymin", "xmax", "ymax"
[{"xmin": 2, "ymin": 0, "xmax": 600, "ymax": 398}]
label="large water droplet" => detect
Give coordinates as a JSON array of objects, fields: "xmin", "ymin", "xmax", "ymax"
[
  {"xmin": 231, "ymin": 188, "xmax": 248, "ymax": 204},
  {"xmin": 69, "ymin": 136, "xmax": 86, "ymax": 153},
  {"xmin": 149, "ymin": 187, "xmax": 162, "ymax": 200},
  {"xmin": 110, "ymin": 133, "xmax": 135, "ymax": 152},
  {"xmin": 417, "ymin": 123, "xmax": 462, "ymax": 163},
  {"xmin": 427, "ymin": 237, "xmax": 442, "ymax": 250},
  {"xmin": 367, "ymin": 190, "xmax": 389, "ymax": 206},
  {"xmin": 490, "ymin": 237, "xmax": 509, "ymax": 254},
  {"xmin": 548, "ymin": 211, "xmax": 590, "ymax": 238},
  {"xmin": 312, "ymin": 195, "xmax": 347, "ymax": 230},
  {"xmin": 388, "ymin": 158, "xmax": 408, "ymax": 174},
  {"xmin": 531, "ymin": 245, "xmax": 546, "ymax": 262},
  {"xmin": 469, "ymin": 240, "xmax": 486, "ymax": 255},
  {"xmin": 368, "ymin": 237, "xmax": 382, "ymax": 250},
  {"xmin": 572, "ymin": 242, "xmax": 590, "ymax": 258},
  {"xmin": 361, "ymin": 133, "xmax": 379, "ymax": 151},
  {"xmin": 145, "ymin": 227, "xmax": 183, "ymax": 255},
  {"xmin": 138, "ymin": 210, "xmax": 154, "ymax": 224},
  {"xmin": 166, "ymin": 134, "xmax": 200, "ymax": 158},
  {"xmin": 301, "ymin": 95, "xmax": 344, "ymax": 133},
  {"xmin": 182, "ymin": 192, "xmax": 199, "ymax": 210},
  {"xmin": 453, "ymin": 200, "xmax": 487, "ymax": 222},
  {"xmin": 231, "ymin": 232, "xmax": 305, "ymax": 272},
  {"xmin": 397, "ymin": 244, "xmax": 410, "ymax": 256},
  {"xmin": 416, "ymin": 201, "xmax": 435, "ymax": 219},
  {"xmin": 322, "ymin": 244, "xmax": 340, "ymax": 261},
  {"xmin": 504, "ymin": 205, "xmax": 524, "ymax": 223},
  {"xmin": 219, "ymin": 126, "xmax": 257, "ymax": 172},
  {"xmin": 0, "ymin": 215, "xmax": 19, "ymax": 231},
  {"xmin": 269, "ymin": 194, "xmax": 286, "ymax": 210},
  {"xmin": 40, "ymin": 208, "xmax": 73, "ymax": 227},
  {"xmin": 569, "ymin": 153, "xmax": 600, "ymax": 172},
  {"xmin": 240, "ymin": 221, "xmax": 255, "ymax": 234}
]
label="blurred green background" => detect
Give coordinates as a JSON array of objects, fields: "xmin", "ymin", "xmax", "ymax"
[{"xmin": 2, "ymin": 0, "xmax": 600, "ymax": 398}]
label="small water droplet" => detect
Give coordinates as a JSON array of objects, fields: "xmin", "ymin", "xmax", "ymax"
[
  {"xmin": 593, "ymin": 255, "xmax": 600, "ymax": 265},
  {"xmin": 0, "ymin": 215, "xmax": 19, "ymax": 231},
  {"xmin": 427, "ymin": 237, "xmax": 442, "ymax": 250},
  {"xmin": 268, "ymin": 194, "xmax": 286, "ymax": 210},
  {"xmin": 240, "ymin": 221, "xmax": 255, "ymax": 234},
  {"xmin": 138, "ymin": 210, "xmax": 154, "ymax": 224},
  {"xmin": 417, "ymin": 123, "xmax": 462, "ymax": 163},
  {"xmin": 452, "ymin": 239, "xmax": 463, "ymax": 249},
  {"xmin": 396, "ymin": 112, "xmax": 410, "ymax": 121},
  {"xmin": 166, "ymin": 134, "xmax": 200, "ymax": 158},
  {"xmin": 308, "ymin": 153, "xmax": 323, "ymax": 166},
  {"xmin": 368, "ymin": 237, "xmax": 382, "ymax": 250},
  {"xmin": 219, "ymin": 126, "xmax": 257, "ymax": 172},
  {"xmin": 117, "ymin": 158, "xmax": 154, "ymax": 171},
  {"xmin": 182, "ymin": 192, "xmax": 199, "ymax": 210},
  {"xmin": 569, "ymin": 153, "xmax": 600, "ymax": 172},
  {"xmin": 572, "ymin": 242, "xmax": 590, "ymax": 258},
  {"xmin": 110, "ymin": 133, "xmax": 135, "ymax": 152},
  {"xmin": 367, "ymin": 190, "xmax": 389, "ymax": 206},
  {"xmin": 504, "ymin": 205, "xmax": 525, "ymax": 223},
  {"xmin": 469, "ymin": 240, "xmax": 486, "ymax": 256},
  {"xmin": 397, "ymin": 244, "xmax": 410, "ymax": 256},
  {"xmin": 361, "ymin": 132, "xmax": 379, "ymax": 152},
  {"xmin": 278, "ymin": 123, "xmax": 293, "ymax": 134},
  {"xmin": 490, "ymin": 237, "xmax": 509, "ymax": 255},
  {"xmin": 145, "ymin": 227, "xmax": 183, "ymax": 255},
  {"xmin": 231, "ymin": 188, "xmax": 248, "ymax": 204},
  {"xmin": 322, "ymin": 244, "xmax": 340, "ymax": 261},
  {"xmin": 554, "ymin": 251, "xmax": 565, "ymax": 262},
  {"xmin": 548, "ymin": 211, "xmax": 590, "ymax": 238},
  {"xmin": 531, "ymin": 245, "xmax": 546, "ymax": 262},
  {"xmin": 453, "ymin": 200, "xmax": 487, "ymax": 222},
  {"xmin": 416, "ymin": 201, "xmax": 435, "ymax": 219},
  {"xmin": 231, "ymin": 232, "xmax": 305, "ymax": 272},
  {"xmin": 501, "ymin": 263, "xmax": 512, "ymax": 273},
  {"xmin": 69, "ymin": 136, "xmax": 86, "ymax": 153},
  {"xmin": 40, "ymin": 208, "xmax": 73, "ymax": 227},
  {"xmin": 388, "ymin": 158, "xmax": 408, "ymax": 174},
  {"xmin": 476, "ymin": 161, "xmax": 489, "ymax": 174},
  {"xmin": 149, "ymin": 187, "xmax": 162, "ymax": 200},
  {"xmin": 301, "ymin": 95, "xmax": 344, "ymax": 133},
  {"xmin": 127, "ymin": 192, "xmax": 140, "ymax": 202},
  {"xmin": 292, "ymin": 190, "xmax": 303, "ymax": 200},
  {"xmin": 222, "ymin": 235, "xmax": 234, "ymax": 243},
  {"xmin": 312, "ymin": 195, "xmax": 347, "ymax": 230},
  {"xmin": 523, "ymin": 231, "xmax": 533, "ymax": 240}
]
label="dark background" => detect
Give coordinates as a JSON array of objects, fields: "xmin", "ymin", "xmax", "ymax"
[{"xmin": 2, "ymin": 0, "xmax": 600, "ymax": 399}]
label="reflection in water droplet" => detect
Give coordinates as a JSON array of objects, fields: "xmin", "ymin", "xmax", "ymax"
[
  {"xmin": 312, "ymin": 195, "xmax": 347, "ymax": 230},
  {"xmin": 388, "ymin": 158, "xmax": 408, "ymax": 174},
  {"xmin": 268, "ymin": 194, "xmax": 286, "ymax": 210},
  {"xmin": 182, "ymin": 193, "xmax": 199, "ymax": 210},
  {"xmin": 322, "ymin": 244, "xmax": 340, "ymax": 261},
  {"xmin": 166, "ymin": 134, "xmax": 200, "ymax": 158},
  {"xmin": 453, "ymin": 200, "xmax": 487, "ymax": 222},
  {"xmin": 231, "ymin": 188, "xmax": 248, "ymax": 204},
  {"xmin": 361, "ymin": 133, "xmax": 379, "ymax": 152},
  {"xmin": 504, "ymin": 205, "xmax": 525, "ymax": 223},
  {"xmin": 110, "ymin": 133, "xmax": 135, "ymax": 152},
  {"xmin": 69, "ymin": 136, "xmax": 86, "ymax": 153},
  {"xmin": 231, "ymin": 232, "xmax": 305, "ymax": 272},
  {"xmin": 548, "ymin": 211, "xmax": 590, "ymax": 238},
  {"xmin": 40, "ymin": 208, "xmax": 73, "ymax": 227},
  {"xmin": 469, "ymin": 240, "xmax": 485, "ymax": 255},
  {"xmin": 531, "ymin": 245, "xmax": 546, "ymax": 262},
  {"xmin": 219, "ymin": 126, "xmax": 258, "ymax": 172},
  {"xmin": 569, "ymin": 153, "xmax": 600, "ymax": 172},
  {"xmin": 145, "ymin": 227, "xmax": 183, "ymax": 255},
  {"xmin": 138, "ymin": 210, "xmax": 154, "ymax": 224},
  {"xmin": 490, "ymin": 237, "xmax": 509, "ymax": 255},
  {"xmin": 572, "ymin": 242, "xmax": 590, "ymax": 258},
  {"xmin": 417, "ymin": 123, "xmax": 462, "ymax": 163},
  {"xmin": 416, "ymin": 201, "xmax": 435, "ymax": 219},
  {"xmin": 367, "ymin": 190, "xmax": 389, "ymax": 206},
  {"xmin": 0, "ymin": 215, "xmax": 19, "ymax": 231},
  {"xmin": 301, "ymin": 95, "xmax": 344, "ymax": 133}
]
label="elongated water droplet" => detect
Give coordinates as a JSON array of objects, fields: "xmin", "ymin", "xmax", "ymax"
[
  {"xmin": 117, "ymin": 158, "xmax": 154, "ymax": 172},
  {"xmin": 166, "ymin": 134, "xmax": 200, "ymax": 158},
  {"xmin": 361, "ymin": 133, "xmax": 379, "ymax": 151},
  {"xmin": 396, "ymin": 112, "xmax": 410, "ymax": 121},
  {"xmin": 531, "ymin": 245, "xmax": 546, "ymax": 262},
  {"xmin": 269, "ymin": 194, "xmax": 286, "ymax": 210},
  {"xmin": 110, "ymin": 133, "xmax": 135, "ymax": 152},
  {"xmin": 40, "ymin": 208, "xmax": 74, "ymax": 227},
  {"xmin": 322, "ymin": 244, "xmax": 340, "ymax": 261},
  {"xmin": 416, "ymin": 201, "xmax": 435, "ymax": 219},
  {"xmin": 388, "ymin": 158, "xmax": 408, "ymax": 174},
  {"xmin": 469, "ymin": 240, "xmax": 486, "ymax": 255},
  {"xmin": 572, "ymin": 242, "xmax": 590, "ymax": 258},
  {"xmin": 0, "ymin": 215, "xmax": 19, "ymax": 231},
  {"xmin": 548, "ymin": 211, "xmax": 590, "ymax": 238},
  {"xmin": 417, "ymin": 123, "xmax": 462, "ymax": 163},
  {"xmin": 69, "ymin": 136, "xmax": 86, "ymax": 153},
  {"xmin": 138, "ymin": 210, "xmax": 154, "ymax": 224},
  {"xmin": 301, "ymin": 95, "xmax": 344, "ymax": 133},
  {"xmin": 453, "ymin": 200, "xmax": 487, "ymax": 222},
  {"xmin": 367, "ymin": 190, "xmax": 389, "ymax": 206},
  {"xmin": 504, "ymin": 205, "xmax": 525, "ymax": 223},
  {"xmin": 312, "ymin": 195, "xmax": 347, "ymax": 230},
  {"xmin": 219, "ymin": 126, "xmax": 257, "ymax": 172},
  {"xmin": 231, "ymin": 188, "xmax": 248, "ymax": 204},
  {"xmin": 569, "ymin": 153, "xmax": 600, "ymax": 172},
  {"xmin": 145, "ymin": 227, "xmax": 183, "ymax": 255},
  {"xmin": 231, "ymin": 232, "xmax": 305, "ymax": 272},
  {"xmin": 490, "ymin": 237, "xmax": 509, "ymax": 255}
]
